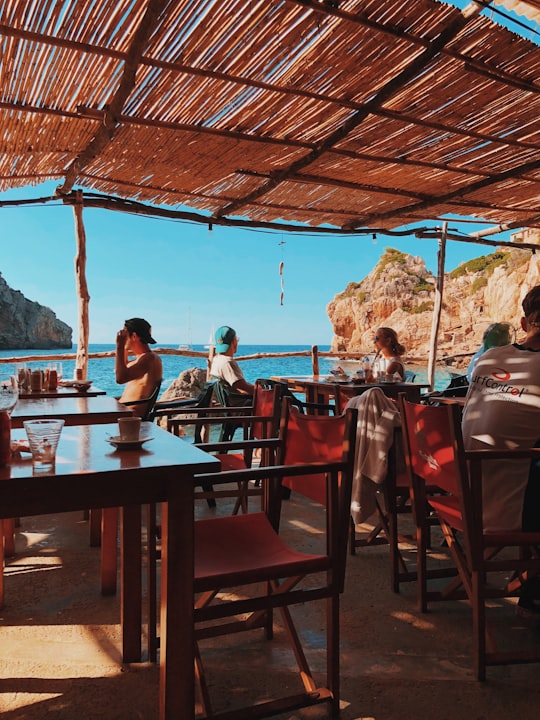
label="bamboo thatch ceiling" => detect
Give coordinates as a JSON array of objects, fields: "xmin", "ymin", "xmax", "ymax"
[{"xmin": 1, "ymin": 0, "xmax": 540, "ymax": 234}]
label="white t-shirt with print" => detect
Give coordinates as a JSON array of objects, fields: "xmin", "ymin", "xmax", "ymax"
[{"xmin": 462, "ymin": 343, "xmax": 540, "ymax": 531}]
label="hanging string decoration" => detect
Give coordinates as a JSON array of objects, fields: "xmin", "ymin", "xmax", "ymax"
[{"xmin": 278, "ymin": 240, "xmax": 286, "ymax": 305}]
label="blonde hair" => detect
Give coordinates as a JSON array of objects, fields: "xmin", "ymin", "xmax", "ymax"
[{"xmin": 378, "ymin": 327, "xmax": 405, "ymax": 356}]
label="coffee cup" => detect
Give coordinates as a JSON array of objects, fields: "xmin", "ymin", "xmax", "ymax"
[{"xmin": 118, "ymin": 416, "xmax": 141, "ymax": 442}]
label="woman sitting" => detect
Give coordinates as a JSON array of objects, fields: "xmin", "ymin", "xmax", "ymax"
[{"xmin": 369, "ymin": 327, "xmax": 406, "ymax": 381}]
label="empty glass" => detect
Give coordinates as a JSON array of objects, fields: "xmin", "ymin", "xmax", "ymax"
[
  {"xmin": 0, "ymin": 374, "xmax": 18, "ymax": 414},
  {"xmin": 23, "ymin": 419, "xmax": 65, "ymax": 472}
]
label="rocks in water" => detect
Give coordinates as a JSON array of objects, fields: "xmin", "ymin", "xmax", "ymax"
[
  {"xmin": 0, "ymin": 272, "xmax": 72, "ymax": 349},
  {"xmin": 160, "ymin": 367, "xmax": 207, "ymax": 402}
]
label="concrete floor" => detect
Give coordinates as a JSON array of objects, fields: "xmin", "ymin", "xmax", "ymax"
[{"xmin": 2, "ymin": 494, "xmax": 540, "ymax": 720}]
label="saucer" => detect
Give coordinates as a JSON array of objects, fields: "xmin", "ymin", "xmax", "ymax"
[{"xmin": 106, "ymin": 435, "xmax": 154, "ymax": 450}]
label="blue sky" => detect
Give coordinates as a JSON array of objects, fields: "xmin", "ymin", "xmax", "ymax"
[
  {"xmin": 0, "ymin": 182, "xmax": 512, "ymax": 345},
  {"xmin": 1, "ymin": 1, "xmax": 537, "ymax": 346}
]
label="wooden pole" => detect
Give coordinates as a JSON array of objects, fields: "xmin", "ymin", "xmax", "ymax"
[
  {"xmin": 427, "ymin": 222, "xmax": 447, "ymax": 391},
  {"xmin": 311, "ymin": 345, "xmax": 319, "ymax": 375},
  {"xmin": 73, "ymin": 192, "xmax": 90, "ymax": 380}
]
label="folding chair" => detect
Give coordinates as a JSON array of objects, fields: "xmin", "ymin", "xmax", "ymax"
[
  {"xmin": 170, "ymin": 379, "xmax": 284, "ymax": 513},
  {"xmin": 186, "ymin": 399, "xmax": 357, "ymax": 718},
  {"xmin": 400, "ymin": 395, "xmax": 540, "ymax": 680}
]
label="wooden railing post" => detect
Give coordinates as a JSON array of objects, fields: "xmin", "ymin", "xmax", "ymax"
[{"xmin": 311, "ymin": 345, "xmax": 319, "ymax": 375}]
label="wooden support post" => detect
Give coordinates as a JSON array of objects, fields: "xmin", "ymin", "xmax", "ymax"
[
  {"xmin": 427, "ymin": 222, "xmax": 447, "ymax": 391},
  {"xmin": 312, "ymin": 345, "xmax": 319, "ymax": 375},
  {"xmin": 73, "ymin": 192, "xmax": 90, "ymax": 380}
]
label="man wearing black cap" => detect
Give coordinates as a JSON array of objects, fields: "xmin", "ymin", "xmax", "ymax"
[
  {"xmin": 210, "ymin": 325, "xmax": 254, "ymax": 396},
  {"xmin": 115, "ymin": 317, "xmax": 162, "ymax": 416}
]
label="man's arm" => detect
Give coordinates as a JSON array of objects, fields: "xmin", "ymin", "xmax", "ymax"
[{"xmin": 231, "ymin": 377, "xmax": 255, "ymax": 395}]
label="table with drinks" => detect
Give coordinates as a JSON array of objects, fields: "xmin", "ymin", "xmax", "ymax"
[
  {"xmin": 271, "ymin": 374, "xmax": 428, "ymax": 405},
  {"xmin": 0, "ymin": 371, "xmax": 221, "ymax": 719}
]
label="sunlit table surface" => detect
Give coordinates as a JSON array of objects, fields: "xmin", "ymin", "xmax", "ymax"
[
  {"xmin": 2, "ymin": 422, "xmax": 219, "ymax": 720},
  {"xmin": 11, "ymin": 394, "xmax": 133, "ymax": 428}
]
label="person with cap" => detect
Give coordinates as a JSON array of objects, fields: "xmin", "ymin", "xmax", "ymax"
[
  {"xmin": 461, "ymin": 285, "xmax": 540, "ymax": 617},
  {"xmin": 115, "ymin": 317, "xmax": 163, "ymax": 416},
  {"xmin": 209, "ymin": 325, "xmax": 254, "ymax": 397}
]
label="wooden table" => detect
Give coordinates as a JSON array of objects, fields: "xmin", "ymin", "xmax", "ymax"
[
  {"xmin": 3, "ymin": 422, "xmax": 219, "ymax": 720},
  {"xmin": 271, "ymin": 374, "xmax": 429, "ymax": 405},
  {"xmin": 18, "ymin": 384, "xmax": 107, "ymax": 399},
  {"xmin": 11, "ymin": 395, "xmax": 133, "ymax": 428}
]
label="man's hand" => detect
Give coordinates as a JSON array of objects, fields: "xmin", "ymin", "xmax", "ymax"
[{"xmin": 116, "ymin": 328, "xmax": 128, "ymax": 348}]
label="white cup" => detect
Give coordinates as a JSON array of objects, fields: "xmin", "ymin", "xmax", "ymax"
[{"xmin": 118, "ymin": 416, "xmax": 141, "ymax": 441}]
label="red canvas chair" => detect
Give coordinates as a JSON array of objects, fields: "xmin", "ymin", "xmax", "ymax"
[
  {"xmin": 400, "ymin": 395, "xmax": 540, "ymax": 680},
  {"xmin": 188, "ymin": 398, "xmax": 357, "ymax": 718}
]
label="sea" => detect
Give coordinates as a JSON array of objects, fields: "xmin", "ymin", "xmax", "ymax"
[{"xmin": 0, "ymin": 344, "xmax": 454, "ymax": 395}]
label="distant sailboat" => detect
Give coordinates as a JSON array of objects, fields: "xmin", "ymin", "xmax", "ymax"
[
  {"xmin": 178, "ymin": 308, "xmax": 193, "ymax": 350},
  {"xmin": 204, "ymin": 326, "xmax": 215, "ymax": 349}
]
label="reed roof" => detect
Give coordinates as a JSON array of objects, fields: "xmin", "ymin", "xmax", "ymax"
[{"xmin": 1, "ymin": 0, "xmax": 540, "ymax": 234}]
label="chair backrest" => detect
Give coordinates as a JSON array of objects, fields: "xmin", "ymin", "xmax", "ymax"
[
  {"xmin": 251, "ymin": 380, "xmax": 283, "ymax": 440},
  {"xmin": 404, "ymin": 369, "xmax": 417, "ymax": 383},
  {"xmin": 399, "ymin": 396, "xmax": 461, "ymax": 498},
  {"xmin": 122, "ymin": 381, "xmax": 162, "ymax": 421},
  {"xmin": 279, "ymin": 401, "xmax": 355, "ymax": 506}
]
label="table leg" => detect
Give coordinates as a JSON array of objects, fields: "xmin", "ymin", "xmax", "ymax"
[
  {"xmin": 160, "ymin": 481, "xmax": 195, "ymax": 719},
  {"xmin": 120, "ymin": 504, "xmax": 142, "ymax": 662}
]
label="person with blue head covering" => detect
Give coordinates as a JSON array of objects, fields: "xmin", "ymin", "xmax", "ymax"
[
  {"xmin": 466, "ymin": 322, "xmax": 513, "ymax": 381},
  {"xmin": 209, "ymin": 325, "xmax": 254, "ymax": 397}
]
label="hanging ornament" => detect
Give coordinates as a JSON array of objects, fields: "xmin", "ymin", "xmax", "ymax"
[{"xmin": 278, "ymin": 240, "xmax": 286, "ymax": 306}]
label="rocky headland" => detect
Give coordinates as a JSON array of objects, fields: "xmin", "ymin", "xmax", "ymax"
[
  {"xmin": 0, "ymin": 272, "xmax": 72, "ymax": 349},
  {"xmin": 327, "ymin": 242, "xmax": 540, "ymax": 371}
]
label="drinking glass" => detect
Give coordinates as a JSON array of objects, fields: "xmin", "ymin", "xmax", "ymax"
[
  {"xmin": 23, "ymin": 419, "xmax": 65, "ymax": 472},
  {"xmin": 0, "ymin": 374, "xmax": 18, "ymax": 414}
]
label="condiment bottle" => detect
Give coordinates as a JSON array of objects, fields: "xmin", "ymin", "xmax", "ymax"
[
  {"xmin": 0, "ymin": 411, "xmax": 11, "ymax": 466},
  {"xmin": 48, "ymin": 368, "xmax": 58, "ymax": 390},
  {"xmin": 30, "ymin": 369, "xmax": 43, "ymax": 393}
]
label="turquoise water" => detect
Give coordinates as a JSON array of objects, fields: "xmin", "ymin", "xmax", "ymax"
[{"xmin": 0, "ymin": 344, "xmax": 453, "ymax": 395}]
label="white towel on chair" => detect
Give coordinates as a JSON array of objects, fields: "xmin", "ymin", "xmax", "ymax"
[{"xmin": 346, "ymin": 388, "xmax": 401, "ymax": 524}]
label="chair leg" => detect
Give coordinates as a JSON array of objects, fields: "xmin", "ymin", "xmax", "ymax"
[
  {"xmin": 472, "ymin": 570, "xmax": 486, "ymax": 681},
  {"xmin": 89, "ymin": 508, "xmax": 102, "ymax": 546},
  {"xmin": 147, "ymin": 503, "xmax": 158, "ymax": 663},
  {"xmin": 3, "ymin": 518, "xmax": 15, "ymax": 557},
  {"xmin": 0, "ymin": 519, "xmax": 4, "ymax": 610},
  {"xmin": 101, "ymin": 507, "xmax": 118, "ymax": 595}
]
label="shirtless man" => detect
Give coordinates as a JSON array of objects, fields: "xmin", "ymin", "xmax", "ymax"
[{"xmin": 115, "ymin": 317, "xmax": 162, "ymax": 417}]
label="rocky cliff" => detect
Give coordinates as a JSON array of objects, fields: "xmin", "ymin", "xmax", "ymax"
[
  {"xmin": 0, "ymin": 272, "xmax": 72, "ymax": 349},
  {"xmin": 327, "ymin": 243, "xmax": 540, "ymax": 369}
]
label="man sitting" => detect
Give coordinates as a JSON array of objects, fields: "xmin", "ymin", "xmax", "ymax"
[
  {"xmin": 209, "ymin": 325, "xmax": 254, "ymax": 401},
  {"xmin": 115, "ymin": 317, "xmax": 163, "ymax": 417}
]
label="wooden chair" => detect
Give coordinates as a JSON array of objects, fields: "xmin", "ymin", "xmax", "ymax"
[
  {"xmin": 169, "ymin": 379, "xmax": 284, "ymax": 513},
  {"xmin": 335, "ymin": 386, "xmax": 456, "ymax": 595},
  {"xmin": 188, "ymin": 398, "xmax": 357, "ymax": 718},
  {"xmin": 400, "ymin": 395, "xmax": 540, "ymax": 680},
  {"xmin": 146, "ymin": 381, "xmax": 285, "ymax": 661}
]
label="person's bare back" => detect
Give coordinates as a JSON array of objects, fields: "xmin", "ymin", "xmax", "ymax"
[{"xmin": 115, "ymin": 318, "xmax": 162, "ymax": 416}]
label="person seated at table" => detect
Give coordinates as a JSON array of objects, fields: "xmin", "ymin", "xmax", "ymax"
[
  {"xmin": 466, "ymin": 321, "xmax": 513, "ymax": 382},
  {"xmin": 368, "ymin": 327, "xmax": 405, "ymax": 381},
  {"xmin": 461, "ymin": 285, "xmax": 540, "ymax": 616},
  {"xmin": 210, "ymin": 325, "xmax": 254, "ymax": 403},
  {"xmin": 115, "ymin": 317, "xmax": 162, "ymax": 417}
]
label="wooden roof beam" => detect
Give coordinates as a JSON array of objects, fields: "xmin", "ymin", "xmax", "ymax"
[
  {"xmin": 55, "ymin": 0, "xmax": 170, "ymax": 196},
  {"xmin": 346, "ymin": 154, "xmax": 540, "ymax": 228},
  {"xmin": 214, "ymin": 2, "xmax": 483, "ymax": 219}
]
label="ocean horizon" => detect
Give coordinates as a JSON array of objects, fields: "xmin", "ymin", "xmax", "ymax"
[{"xmin": 0, "ymin": 343, "xmax": 453, "ymax": 395}]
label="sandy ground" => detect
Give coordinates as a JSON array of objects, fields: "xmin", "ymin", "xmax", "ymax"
[{"xmin": 2, "ymin": 494, "xmax": 540, "ymax": 720}]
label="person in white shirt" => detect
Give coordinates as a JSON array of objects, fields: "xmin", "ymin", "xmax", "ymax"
[
  {"xmin": 461, "ymin": 285, "xmax": 540, "ymax": 617},
  {"xmin": 209, "ymin": 326, "xmax": 254, "ymax": 397}
]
